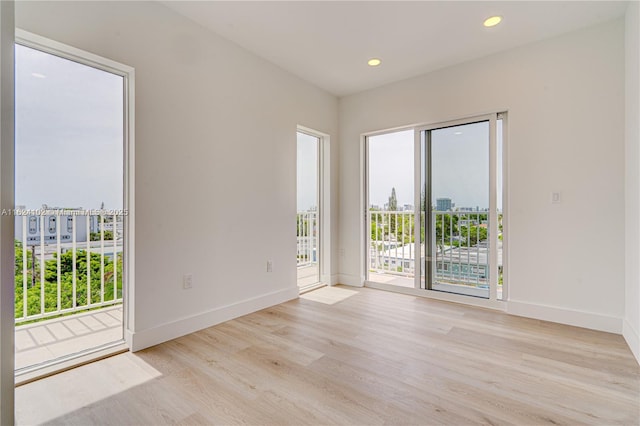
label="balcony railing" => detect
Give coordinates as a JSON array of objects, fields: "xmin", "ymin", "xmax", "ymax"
[
  {"xmin": 369, "ymin": 210, "xmax": 416, "ymax": 276},
  {"xmin": 369, "ymin": 210, "xmax": 501, "ymax": 289},
  {"xmin": 15, "ymin": 211, "xmax": 124, "ymax": 325},
  {"xmin": 432, "ymin": 211, "xmax": 490, "ymax": 288},
  {"xmin": 297, "ymin": 211, "xmax": 318, "ymax": 268}
]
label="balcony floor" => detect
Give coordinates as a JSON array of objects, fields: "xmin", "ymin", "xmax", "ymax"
[
  {"xmin": 368, "ymin": 271, "xmax": 415, "ymax": 287},
  {"xmin": 297, "ymin": 264, "xmax": 320, "ymax": 288},
  {"xmin": 15, "ymin": 305, "xmax": 123, "ymax": 371}
]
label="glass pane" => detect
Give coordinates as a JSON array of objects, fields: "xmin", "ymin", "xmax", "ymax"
[
  {"xmin": 296, "ymin": 132, "xmax": 320, "ymax": 287},
  {"xmin": 367, "ymin": 130, "xmax": 415, "ymax": 287},
  {"xmin": 430, "ymin": 121, "xmax": 490, "ymax": 298},
  {"xmin": 14, "ymin": 44, "xmax": 125, "ymax": 370}
]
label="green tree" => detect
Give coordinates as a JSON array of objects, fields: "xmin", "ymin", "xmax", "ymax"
[
  {"xmin": 435, "ymin": 213, "xmax": 459, "ymax": 250},
  {"xmin": 460, "ymin": 224, "xmax": 488, "ymax": 246},
  {"xmin": 15, "ymin": 247, "xmax": 122, "ymax": 319},
  {"xmin": 90, "ymin": 231, "xmax": 113, "ymax": 241}
]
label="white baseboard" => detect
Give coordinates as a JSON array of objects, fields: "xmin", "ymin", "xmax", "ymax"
[
  {"xmin": 623, "ymin": 319, "xmax": 640, "ymax": 365},
  {"xmin": 507, "ymin": 300, "xmax": 622, "ymax": 334},
  {"xmin": 337, "ymin": 273, "xmax": 364, "ymax": 287},
  {"xmin": 330, "ymin": 274, "xmax": 340, "ymax": 285},
  {"xmin": 127, "ymin": 287, "xmax": 299, "ymax": 351}
]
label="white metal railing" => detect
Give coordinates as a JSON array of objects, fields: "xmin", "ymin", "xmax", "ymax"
[
  {"xmin": 369, "ymin": 210, "xmax": 416, "ymax": 276},
  {"xmin": 432, "ymin": 210, "xmax": 490, "ymax": 288},
  {"xmin": 297, "ymin": 211, "xmax": 318, "ymax": 268},
  {"xmin": 368, "ymin": 210, "xmax": 499, "ymax": 289},
  {"xmin": 15, "ymin": 211, "xmax": 124, "ymax": 324}
]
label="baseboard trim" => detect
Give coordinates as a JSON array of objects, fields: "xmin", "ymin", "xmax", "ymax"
[
  {"xmin": 337, "ymin": 274, "xmax": 364, "ymax": 287},
  {"xmin": 623, "ymin": 319, "xmax": 640, "ymax": 365},
  {"xmin": 330, "ymin": 274, "xmax": 339, "ymax": 285},
  {"xmin": 128, "ymin": 287, "xmax": 299, "ymax": 351},
  {"xmin": 507, "ymin": 300, "xmax": 622, "ymax": 333}
]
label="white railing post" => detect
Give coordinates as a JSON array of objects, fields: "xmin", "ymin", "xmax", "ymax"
[
  {"xmin": 56, "ymin": 213, "xmax": 61, "ymax": 312},
  {"xmin": 113, "ymin": 214, "xmax": 117, "ymax": 301},
  {"xmin": 100, "ymin": 214, "xmax": 104, "ymax": 304},
  {"xmin": 21, "ymin": 217, "xmax": 27, "ymax": 320},
  {"xmin": 39, "ymin": 215, "xmax": 45, "ymax": 316},
  {"xmin": 87, "ymin": 214, "xmax": 91, "ymax": 305},
  {"xmin": 72, "ymin": 214, "xmax": 77, "ymax": 309}
]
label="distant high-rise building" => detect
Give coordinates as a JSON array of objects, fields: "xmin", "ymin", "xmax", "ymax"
[{"xmin": 436, "ymin": 198, "xmax": 452, "ymax": 211}]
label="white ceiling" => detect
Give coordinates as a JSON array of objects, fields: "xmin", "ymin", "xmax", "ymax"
[{"xmin": 162, "ymin": 1, "xmax": 629, "ymax": 97}]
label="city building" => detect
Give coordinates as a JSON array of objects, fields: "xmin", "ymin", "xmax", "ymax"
[{"xmin": 436, "ymin": 197, "xmax": 452, "ymax": 211}]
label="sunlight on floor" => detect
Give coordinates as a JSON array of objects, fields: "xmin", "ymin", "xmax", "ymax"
[
  {"xmin": 16, "ymin": 353, "xmax": 162, "ymax": 425},
  {"xmin": 300, "ymin": 285, "xmax": 358, "ymax": 305}
]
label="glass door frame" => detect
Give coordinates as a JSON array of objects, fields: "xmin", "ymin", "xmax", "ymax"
[
  {"xmin": 13, "ymin": 29, "xmax": 136, "ymax": 371},
  {"xmin": 363, "ymin": 113, "xmax": 507, "ymax": 307},
  {"xmin": 363, "ymin": 127, "xmax": 420, "ymax": 289},
  {"xmin": 297, "ymin": 125, "xmax": 331, "ymax": 289},
  {"xmin": 417, "ymin": 113, "xmax": 498, "ymax": 300}
]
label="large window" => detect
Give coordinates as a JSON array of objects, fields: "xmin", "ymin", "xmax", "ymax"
[{"xmin": 365, "ymin": 113, "xmax": 507, "ymax": 302}]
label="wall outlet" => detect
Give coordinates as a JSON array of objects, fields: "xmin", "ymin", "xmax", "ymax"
[
  {"xmin": 266, "ymin": 261, "xmax": 273, "ymax": 273},
  {"xmin": 551, "ymin": 192, "xmax": 561, "ymax": 204},
  {"xmin": 339, "ymin": 248, "xmax": 346, "ymax": 259},
  {"xmin": 183, "ymin": 274, "xmax": 193, "ymax": 289}
]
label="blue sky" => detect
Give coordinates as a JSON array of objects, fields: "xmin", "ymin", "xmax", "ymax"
[
  {"xmin": 15, "ymin": 44, "xmax": 124, "ymax": 210},
  {"xmin": 297, "ymin": 132, "xmax": 318, "ymax": 211},
  {"xmin": 368, "ymin": 121, "xmax": 503, "ymax": 210},
  {"xmin": 18, "ymin": 44, "xmax": 501, "ymax": 214}
]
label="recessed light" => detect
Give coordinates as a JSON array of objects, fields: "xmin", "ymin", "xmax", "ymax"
[
  {"xmin": 31, "ymin": 72, "xmax": 46, "ymax": 79},
  {"xmin": 454, "ymin": 131, "xmax": 463, "ymax": 135},
  {"xmin": 367, "ymin": 58, "xmax": 381, "ymax": 67},
  {"xmin": 483, "ymin": 16, "xmax": 502, "ymax": 27}
]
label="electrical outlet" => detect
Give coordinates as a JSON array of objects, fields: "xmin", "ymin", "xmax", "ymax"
[
  {"xmin": 339, "ymin": 248, "xmax": 345, "ymax": 259},
  {"xmin": 266, "ymin": 261, "xmax": 273, "ymax": 273},
  {"xmin": 183, "ymin": 274, "xmax": 193, "ymax": 289}
]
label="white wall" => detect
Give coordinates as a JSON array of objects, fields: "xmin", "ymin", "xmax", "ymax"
[
  {"xmin": 624, "ymin": 1, "xmax": 640, "ymax": 363},
  {"xmin": 339, "ymin": 20, "xmax": 626, "ymax": 332},
  {"xmin": 16, "ymin": 1, "xmax": 339, "ymax": 350}
]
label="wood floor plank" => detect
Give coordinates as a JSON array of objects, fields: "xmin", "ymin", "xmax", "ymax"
[{"xmin": 16, "ymin": 286, "xmax": 640, "ymax": 425}]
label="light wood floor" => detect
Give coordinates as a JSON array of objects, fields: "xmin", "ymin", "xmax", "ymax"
[{"xmin": 16, "ymin": 286, "xmax": 640, "ymax": 425}]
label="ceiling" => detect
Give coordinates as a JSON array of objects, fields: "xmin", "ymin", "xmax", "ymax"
[{"xmin": 162, "ymin": 1, "xmax": 629, "ymax": 97}]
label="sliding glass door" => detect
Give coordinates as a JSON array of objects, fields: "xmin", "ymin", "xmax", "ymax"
[
  {"xmin": 365, "ymin": 130, "xmax": 415, "ymax": 288},
  {"xmin": 423, "ymin": 120, "xmax": 491, "ymax": 298},
  {"xmin": 365, "ymin": 114, "xmax": 506, "ymax": 300}
]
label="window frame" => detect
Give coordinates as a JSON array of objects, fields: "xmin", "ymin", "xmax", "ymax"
[
  {"xmin": 297, "ymin": 125, "xmax": 331, "ymax": 289},
  {"xmin": 361, "ymin": 112, "xmax": 508, "ymax": 309},
  {"xmin": 14, "ymin": 29, "xmax": 136, "ymax": 357}
]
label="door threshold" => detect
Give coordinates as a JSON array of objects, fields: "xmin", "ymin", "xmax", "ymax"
[
  {"xmin": 298, "ymin": 282, "xmax": 326, "ymax": 295},
  {"xmin": 15, "ymin": 341, "xmax": 128, "ymax": 386}
]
